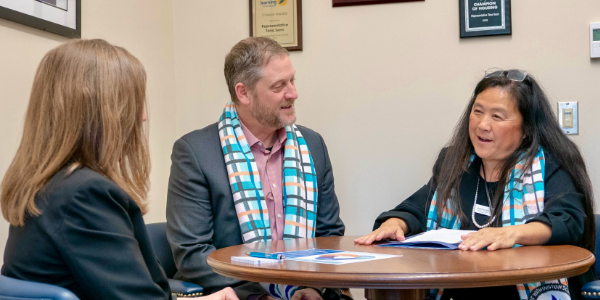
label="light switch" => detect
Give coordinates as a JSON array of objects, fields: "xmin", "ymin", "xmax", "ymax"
[
  {"xmin": 563, "ymin": 108, "xmax": 573, "ymax": 128},
  {"xmin": 558, "ymin": 102, "xmax": 578, "ymax": 135}
]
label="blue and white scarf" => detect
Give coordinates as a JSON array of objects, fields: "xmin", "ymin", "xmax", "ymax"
[
  {"xmin": 218, "ymin": 103, "xmax": 318, "ymax": 299},
  {"xmin": 426, "ymin": 148, "xmax": 571, "ymax": 300}
]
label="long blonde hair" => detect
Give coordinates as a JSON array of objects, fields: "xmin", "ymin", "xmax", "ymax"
[{"xmin": 1, "ymin": 39, "xmax": 150, "ymax": 226}]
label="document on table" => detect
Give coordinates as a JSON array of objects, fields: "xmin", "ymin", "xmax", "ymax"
[
  {"xmin": 272, "ymin": 249, "xmax": 400, "ymax": 265},
  {"xmin": 231, "ymin": 256, "xmax": 283, "ymax": 265},
  {"xmin": 378, "ymin": 228, "xmax": 476, "ymax": 250}
]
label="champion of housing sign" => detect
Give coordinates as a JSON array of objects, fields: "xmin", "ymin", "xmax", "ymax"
[
  {"xmin": 460, "ymin": 0, "xmax": 511, "ymax": 38},
  {"xmin": 250, "ymin": 0, "xmax": 302, "ymax": 50}
]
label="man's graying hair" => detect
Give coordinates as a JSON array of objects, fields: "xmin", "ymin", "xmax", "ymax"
[{"xmin": 224, "ymin": 37, "xmax": 289, "ymax": 103}]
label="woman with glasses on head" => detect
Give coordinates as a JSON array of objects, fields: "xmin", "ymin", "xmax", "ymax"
[
  {"xmin": 0, "ymin": 39, "xmax": 237, "ymax": 300},
  {"xmin": 355, "ymin": 69, "xmax": 595, "ymax": 300}
]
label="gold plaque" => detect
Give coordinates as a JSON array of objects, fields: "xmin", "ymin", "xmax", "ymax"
[{"xmin": 250, "ymin": 0, "xmax": 303, "ymax": 51}]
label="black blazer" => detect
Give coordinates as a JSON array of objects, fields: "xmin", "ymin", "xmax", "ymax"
[
  {"xmin": 167, "ymin": 122, "xmax": 345, "ymax": 299},
  {"xmin": 2, "ymin": 168, "xmax": 171, "ymax": 300}
]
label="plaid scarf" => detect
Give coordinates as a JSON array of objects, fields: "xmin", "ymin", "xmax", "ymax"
[
  {"xmin": 218, "ymin": 103, "xmax": 318, "ymax": 299},
  {"xmin": 425, "ymin": 148, "xmax": 571, "ymax": 300}
]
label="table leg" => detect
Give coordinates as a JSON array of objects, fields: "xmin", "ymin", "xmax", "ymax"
[{"xmin": 364, "ymin": 288, "xmax": 427, "ymax": 300}]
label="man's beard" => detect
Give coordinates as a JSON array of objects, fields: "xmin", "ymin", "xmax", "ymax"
[{"xmin": 250, "ymin": 93, "xmax": 296, "ymax": 128}]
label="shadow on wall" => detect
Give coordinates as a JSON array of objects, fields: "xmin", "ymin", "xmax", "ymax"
[{"xmin": 0, "ymin": 18, "xmax": 69, "ymax": 43}]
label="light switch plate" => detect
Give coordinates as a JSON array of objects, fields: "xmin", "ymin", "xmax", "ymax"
[
  {"xmin": 558, "ymin": 102, "xmax": 578, "ymax": 135},
  {"xmin": 592, "ymin": 23, "xmax": 600, "ymax": 58}
]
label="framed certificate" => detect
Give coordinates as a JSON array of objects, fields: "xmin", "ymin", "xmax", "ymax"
[
  {"xmin": 460, "ymin": 0, "xmax": 511, "ymax": 38},
  {"xmin": 250, "ymin": 0, "xmax": 302, "ymax": 51},
  {"xmin": 332, "ymin": 0, "xmax": 423, "ymax": 7},
  {"xmin": 0, "ymin": 0, "xmax": 80, "ymax": 38}
]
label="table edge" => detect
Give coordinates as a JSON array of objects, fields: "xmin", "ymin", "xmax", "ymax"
[{"xmin": 207, "ymin": 253, "xmax": 595, "ymax": 289}]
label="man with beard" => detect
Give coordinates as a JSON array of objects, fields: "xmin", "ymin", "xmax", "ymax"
[{"xmin": 166, "ymin": 37, "xmax": 346, "ymax": 300}]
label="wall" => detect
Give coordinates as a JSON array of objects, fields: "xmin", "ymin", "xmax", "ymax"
[{"xmin": 0, "ymin": 0, "xmax": 176, "ymax": 261}]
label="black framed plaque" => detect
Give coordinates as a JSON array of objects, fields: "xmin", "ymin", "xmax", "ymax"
[
  {"xmin": 460, "ymin": 0, "xmax": 511, "ymax": 38},
  {"xmin": 0, "ymin": 0, "xmax": 80, "ymax": 38}
]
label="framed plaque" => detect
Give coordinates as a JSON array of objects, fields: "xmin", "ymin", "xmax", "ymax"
[
  {"xmin": 250, "ymin": 0, "xmax": 302, "ymax": 51},
  {"xmin": 0, "ymin": 0, "xmax": 80, "ymax": 38},
  {"xmin": 460, "ymin": 0, "xmax": 511, "ymax": 38},
  {"xmin": 333, "ymin": 0, "xmax": 423, "ymax": 7}
]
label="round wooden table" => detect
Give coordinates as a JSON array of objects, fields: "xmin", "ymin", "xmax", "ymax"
[{"xmin": 207, "ymin": 236, "xmax": 594, "ymax": 300}]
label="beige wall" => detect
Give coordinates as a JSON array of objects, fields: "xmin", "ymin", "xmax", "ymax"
[{"xmin": 0, "ymin": 0, "xmax": 176, "ymax": 261}]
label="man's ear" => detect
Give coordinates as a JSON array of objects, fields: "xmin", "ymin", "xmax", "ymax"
[{"xmin": 235, "ymin": 83, "xmax": 251, "ymax": 106}]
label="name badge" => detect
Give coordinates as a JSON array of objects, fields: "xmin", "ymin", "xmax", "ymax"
[{"xmin": 474, "ymin": 204, "xmax": 491, "ymax": 216}]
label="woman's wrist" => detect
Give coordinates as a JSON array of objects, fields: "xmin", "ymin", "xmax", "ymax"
[{"xmin": 513, "ymin": 222, "xmax": 552, "ymax": 245}]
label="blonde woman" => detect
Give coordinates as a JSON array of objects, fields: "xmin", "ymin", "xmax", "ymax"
[{"xmin": 1, "ymin": 39, "xmax": 237, "ymax": 300}]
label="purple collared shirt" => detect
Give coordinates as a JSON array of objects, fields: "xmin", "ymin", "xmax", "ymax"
[{"xmin": 239, "ymin": 120, "xmax": 287, "ymax": 241}]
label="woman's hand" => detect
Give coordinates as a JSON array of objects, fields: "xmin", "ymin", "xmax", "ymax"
[
  {"xmin": 354, "ymin": 218, "xmax": 408, "ymax": 245},
  {"xmin": 458, "ymin": 222, "xmax": 552, "ymax": 251},
  {"xmin": 458, "ymin": 227, "xmax": 518, "ymax": 251}
]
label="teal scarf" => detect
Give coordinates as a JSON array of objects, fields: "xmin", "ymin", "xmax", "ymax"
[
  {"xmin": 426, "ymin": 148, "xmax": 570, "ymax": 300},
  {"xmin": 218, "ymin": 103, "xmax": 318, "ymax": 299}
]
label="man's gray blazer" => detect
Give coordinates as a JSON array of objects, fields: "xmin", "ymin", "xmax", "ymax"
[{"xmin": 166, "ymin": 122, "xmax": 345, "ymax": 300}]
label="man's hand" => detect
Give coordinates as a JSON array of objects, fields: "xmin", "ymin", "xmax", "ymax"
[
  {"xmin": 192, "ymin": 287, "xmax": 239, "ymax": 300},
  {"xmin": 354, "ymin": 218, "xmax": 407, "ymax": 245},
  {"xmin": 291, "ymin": 288, "xmax": 323, "ymax": 300}
]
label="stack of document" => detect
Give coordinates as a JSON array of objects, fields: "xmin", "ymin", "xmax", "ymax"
[
  {"xmin": 231, "ymin": 256, "xmax": 283, "ymax": 265},
  {"xmin": 378, "ymin": 228, "xmax": 476, "ymax": 250}
]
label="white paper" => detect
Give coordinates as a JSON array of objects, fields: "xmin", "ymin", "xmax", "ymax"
[
  {"xmin": 285, "ymin": 251, "xmax": 400, "ymax": 265},
  {"xmin": 402, "ymin": 228, "xmax": 476, "ymax": 244},
  {"xmin": 231, "ymin": 256, "xmax": 282, "ymax": 265}
]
